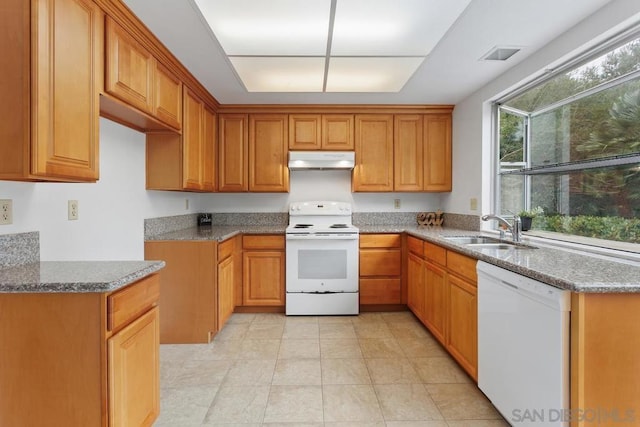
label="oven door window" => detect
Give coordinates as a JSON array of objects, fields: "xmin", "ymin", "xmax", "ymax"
[{"xmin": 298, "ymin": 249, "xmax": 347, "ymax": 279}]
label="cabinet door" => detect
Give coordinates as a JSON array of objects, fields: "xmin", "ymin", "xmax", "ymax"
[
  {"xmin": 360, "ymin": 249, "xmax": 401, "ymax": 276},
  {"xmin": 447, "ymin": 274, "xmax": 477, "ymax": 380},
  {"xmin": 105, "ymin": 17, "xmax": 154, "ymax": 114},
  {"xmin": 202, "ymin": 106, "xmax": 217, "ymax": 191},
  {"xmin": 394, "ymin": 114, "xmax": 424, "ymax": 191},
  {"xmin": 108, "ymin": 307, "xmax": 159, "ymax": 427},
  {"xmin": 407, "ymin": 253, "xmax": 425, "ymax": 321},
  {"xmin": 217, "ymin": 255, "xmax": 235, "ymax": 330},
  {"xmin": 360, "ymin": 278, "xmax": 401, "ymax": 304},
  {"xmin": 154, "ymin": 63, "xmax": 182, "ymax": 130},
  {"xmin": 424, "ymin": 114, "xmax": 452, "ymax": 192},
  {"xmin": 31, "ymin": 0, "xmax": 101, "ymax": 181},
  {"xmin": 182, "ymin": 88, "xmax": 204, "ymax": 190},
  {"xmin": 289, "ymin": 114, "xmax": 321, "ymax": 150},
  {"xmin": 353, "ymin": 114, "xmax": 393, "ymax": 191},
  {"xmin": 243, "ymin": 251, "xmax": 285, "ymax": 306},
  {"xmin": 322, "ymin": 114, "xmax": 354, "ymax": 150},
  {"xmin": 424, "ymin": 261, "xmax": 447, "ymax": 344},
  {"xmin": 249, "ymin": 114, "xmax": 289, "ymax": 192},
  {"xmin": 219, "ymin": 114, "xmax": 248, "ymax": 192}
]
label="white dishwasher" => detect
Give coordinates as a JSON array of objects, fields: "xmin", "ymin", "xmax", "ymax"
[{"xmin": 477, "ymin": 261, "xmax": 571, "ymax": 426}]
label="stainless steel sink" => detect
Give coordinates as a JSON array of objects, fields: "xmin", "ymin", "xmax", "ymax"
[
  {"xmin": 443, "ymin": 236, "xmax": 537, "ymax": 250},
  {"xmin": 442, "ymin": 236, "xmax": 502, "ymax": 244},
  {"xmin": 467, "ymin": 242, "xmax": 537, "ymax": 250}
]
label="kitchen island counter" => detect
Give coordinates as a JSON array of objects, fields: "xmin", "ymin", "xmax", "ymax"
[{"xmin": 0, "ymin": 260, "xmax": 165, "ymax": 293}]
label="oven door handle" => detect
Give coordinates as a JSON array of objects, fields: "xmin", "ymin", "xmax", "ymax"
[{"xmin": 286, "ymin": 233, "xmax": 359, "ymax": 240}]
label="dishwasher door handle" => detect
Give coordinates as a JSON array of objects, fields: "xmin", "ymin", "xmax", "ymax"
[{"xmin": 500, "ymin": 280, "xmax": 519, "ymax": 290}]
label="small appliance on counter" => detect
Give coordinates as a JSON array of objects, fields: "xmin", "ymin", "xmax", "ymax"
[{"xmin": 197, "ymin": 213, "xmax": 212, "ymax": 228}]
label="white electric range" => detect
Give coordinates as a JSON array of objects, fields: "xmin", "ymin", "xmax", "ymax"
[{"xmin": 285, "ymin": 201, "xmax": 359, "ymax": 315}]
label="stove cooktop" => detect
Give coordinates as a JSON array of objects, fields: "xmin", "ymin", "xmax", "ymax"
[{"xmin": 286, "ymin": 223, "xmax": 359, "ymax": 234}]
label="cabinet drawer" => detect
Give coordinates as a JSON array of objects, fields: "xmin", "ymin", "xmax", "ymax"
[
  {"xmin": 424, "ymin": 241, "xmax": 447, "ymax": 266},
  {"xmin": 447, "ymin": 251, "xmax": 477, "ymax": 283},
  {"xmin": 407, "ymin": 236, "xmax": 424, "ymax": 256},
  {"xmin": 218, "ymin": 237, "xmax": 235, "ymax": 262},
  {"xmin": 359, "ymin": 233, "xmax": 401, "ymax": 248},
  {"xmin": 360, "ymin": 278, "xmax": 401, "ymax": 304},
  {"xmin": 242, "ymin": 235, "xmax": 285, "ymax": 250},
  {"xmin": 108, "ymin": 274, "xmax": 160, "ymax": 332},
  {"xmin": 360, "ymin": 249, "xmax": 401, "ymax": 276}
]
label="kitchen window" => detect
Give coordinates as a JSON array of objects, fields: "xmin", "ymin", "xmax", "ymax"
[{"xmin": 494, "ymin": 31, "xmax": 640, "ymax": 252}]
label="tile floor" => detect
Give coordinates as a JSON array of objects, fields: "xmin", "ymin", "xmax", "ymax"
[{"xmin": 155, "ymin": 311, "xmax": 509, "ymax": 426}]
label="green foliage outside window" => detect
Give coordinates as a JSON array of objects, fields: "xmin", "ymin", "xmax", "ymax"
[{"xmin": 498, "ymin": 39, "xmax": 640, "ymax": 247}]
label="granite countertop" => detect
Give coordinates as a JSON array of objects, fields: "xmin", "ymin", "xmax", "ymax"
[
  {"xmin": 361, "ymin": 225, "xmax": 640, "ymax": 294},
  {"xmin": 146, "ymin": 225, "xmax": 287, "ymax": 241},
  {"xmin": 0, "ymin": 261, "xmax": 165, "ymax": 293},
  {"xmin": 144, "ymin": 223, "xmax": 640, "ymax": 293}
]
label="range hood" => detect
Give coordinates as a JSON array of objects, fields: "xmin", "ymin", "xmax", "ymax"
[{"xmin": 288, "ymin": 151, "xmax": 355, "ymax": 170}]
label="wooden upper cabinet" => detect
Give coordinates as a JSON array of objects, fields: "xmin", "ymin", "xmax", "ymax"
[
  {"xmin": 0, "ymin": 0, "xmax": 101, "ymax": 182},
  {"xmin": 218, "ymin": 114, "xmax": 249, "ymax": 192},
  {"xmin": 146, "ymin": 88, "xmax": 214, "ymax": 192},
  {"xmin": 353, "ymin": 114, "xmax": 394, "ymax": 192},
  {"xmin": 153, "ymin": 63, "xmax": 182, "ymax": 130},
  {"xmin": 249, "ymin": 114, "xmax": 289, "ymax": 192},
  {"xmin": 394, "ymin": 114, "xmax": 424, "ymax": 191},
  {"xmin": 103, "ymin": 17, "xmax": 184, "ymax": 133},
  {"xmin": 182, "ymin": 88, "xmax": 204, "ymax": 190},
  {"xmin": 424, "ymin": 114, "xmax": 452, "ymax": 191},
  {"xmin": 289, "ymin": 114, "xmax": 321, "ymax": 150},
  {"xmin": 289, "ymin": 114, "xmax": 354, "ymax": 150},
  {"xmin": 202, "ymin": 107, "xmax": 217, "ymax": 192},
  {"xmin": 105, "ymin": 17, "xmax": 154, "ymax": 115},
  {"xmin": 322, "ymin": 114, "xmax": 354, "ymax": 150}
]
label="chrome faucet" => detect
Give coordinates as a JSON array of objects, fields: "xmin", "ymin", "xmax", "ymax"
[{"xmin": 482, "ymin": 214, "xmax": 522, "ymax": 243}]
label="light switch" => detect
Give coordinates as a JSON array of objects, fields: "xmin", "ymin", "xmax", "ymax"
[{"xmin": 470, "ymin": 198, "xmax": 478, "ymax": 211}]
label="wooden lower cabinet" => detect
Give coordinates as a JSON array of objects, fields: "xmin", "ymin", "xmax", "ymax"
[
  {"xmin": 407, "ymin": 252, "xmax": 425, "ymax": 320},
  {"xmin": 424, "ymin": 260, "xmax": 447, "ymax": 344},
  {"xmin": 144, "ymin": 241, "xmax": 217, "ymax": 343},
  {"xmin": 242, "ymin": 235, "xmax": 286, "ymax": 307},
  {"xmin": 446, "ymin": 273, "xmax": 477, "ymax": 380},
  {"xmin": 406, "ymin": 235, "xmax": 477, "ymax": 379},
  {"xmin": 217, "ymin": 236, "xmax": 238, "ymax": 329},
  {"xmin": 570, "ymin": 293, "xmax": 640, "ymax": 427},
  {"xmin": 359, "ymin": 234, "xmax": 402, "ymax": 306},
  {"xmin": 108, "ymin": 307, "xmax": 160, "ymax": 427},
  {"xmin": 0, "ymin": 274, "xmax": 160, "ymax": 426}
]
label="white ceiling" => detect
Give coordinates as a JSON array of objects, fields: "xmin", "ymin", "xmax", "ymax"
[{"xmin": 122, "ymin": 0, "xmax": 613, "ymax": 105}]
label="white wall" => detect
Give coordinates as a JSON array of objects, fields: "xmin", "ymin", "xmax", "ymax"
[
  {"xmin": 0, "ymin": 119, "xmax": 196, "ymax": 261},
  {"xmin": 442, "ymin": 0, "xmax": 640, "ymax": 216},
  {"xmin": 1, "ymin": 119, "xmax": 442, "ymax": 260},
  {"xmin": 196, "ymin": 170, "xmax": 443, "ymax": 213}
]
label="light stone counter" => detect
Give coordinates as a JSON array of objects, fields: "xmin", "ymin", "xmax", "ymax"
[
  {"xmin": 0, "ymin": 260, "xmax": 165, "ymax": 293},
  {"xmin": 358, "ymin": 225, "xmax": 640, "ymax": 293}
]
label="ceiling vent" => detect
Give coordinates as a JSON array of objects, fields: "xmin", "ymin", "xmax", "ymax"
[{"xmin": 481, "ymin": 46, "xmax": 521, "ymax": 61}]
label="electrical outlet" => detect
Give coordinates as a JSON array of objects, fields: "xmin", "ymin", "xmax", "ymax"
[
  {"xmin": 0, "ymin": 199, "xmax": 12, "ymax": 225},
  {"xmin": 68, "ymin": 200, "xmax": 78, "ymax": 220},
  {"xmin": 470, "ymin": 197, "xmax": 478, "ymax": 211},
  {"xmin": 394, "ymin": 198, "xmax": 401, "ymax": 209}
]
